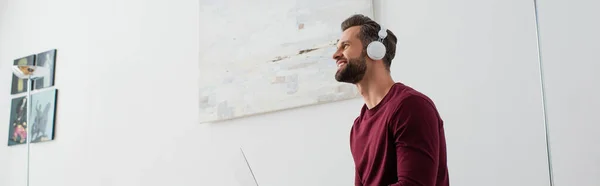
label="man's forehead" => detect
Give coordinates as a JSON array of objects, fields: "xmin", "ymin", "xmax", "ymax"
[
  {"xmin": 342, "ymin": 27, "xmax": 360, "ymax": 38},
  {"xmin": 337, "ymin": 27, "xmax": 360, "ymax": 43}
]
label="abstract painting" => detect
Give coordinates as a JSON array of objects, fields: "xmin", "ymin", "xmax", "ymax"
[
  {"xmin": 199, "ymin": 0, "xmax": 372, "ymax": 123},
  {"xmin": 33, "ymin": 49, "xmax": 57, "ymax": 90},
  {"xmin": 11, "ymin": 54, "xmax": 36, "ymax": 95},
  {"xmin": 30, "ymin": 89, "xmax": 57, "ymax": 143},
  {"xmin": 8, "ymin": 96, "xmax": 27, "ymax": 146}
]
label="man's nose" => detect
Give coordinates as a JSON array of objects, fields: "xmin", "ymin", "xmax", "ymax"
[{"xmin": 332, "ymin": 50, "xmax": 342, "ymax": 60}]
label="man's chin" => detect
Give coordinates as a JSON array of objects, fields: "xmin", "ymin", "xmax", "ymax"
[
  {"xmin": 334, "ymin": 72, "xmax": 346, "ymax": 83},
  {"xmin": 335, "ymin": 75, "xmax": 359, "ymax": 84}
]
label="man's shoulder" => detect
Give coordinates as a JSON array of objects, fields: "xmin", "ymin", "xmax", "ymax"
[
  {"xmin": 385, "ymin": 84, "xmax": 443, "ymax": 131},
  {"xmin": 387, "ymin": 83, "xmax": 438, "ymax": 114},
  {"xmin": 388, "ymin": 83, "xmax": 434, "ymax": 105}
]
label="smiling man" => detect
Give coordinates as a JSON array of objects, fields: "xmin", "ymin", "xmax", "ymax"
[{"xmin": 332, "ymin": 14, "xmax": 450, "ymax": 186}]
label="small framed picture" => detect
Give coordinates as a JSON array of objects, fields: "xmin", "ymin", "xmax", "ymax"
[
  {"xmin": 30, "ymin": 89, "xmax": 58, "ymax": 143},
  {"xmin": 8, "ymin": 96, "xmax": 28, "ymax": 146},
  {"xmin": 11, "ymin": 54, "xmax": 36, "ymax": 95},
  {"xmin": 33, "ymin": 49, "xmax": 57, "ymax": 90}
]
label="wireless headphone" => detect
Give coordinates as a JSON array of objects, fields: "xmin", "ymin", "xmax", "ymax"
[{"xmin": 366, "ymin": 25, "xmax": 388, "ymax": 60}]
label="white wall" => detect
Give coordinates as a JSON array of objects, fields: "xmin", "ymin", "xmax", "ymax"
[
  {"xmin": 0, "ymin": 0, "xmax": 561, "ymax": 186},
  {"xmin": 0, "ymin": 0, "xmax": 209, "ymax": 186},
  {"xmin": 536, "ymin": 0, "xmax": 600, "ymax": 185}
]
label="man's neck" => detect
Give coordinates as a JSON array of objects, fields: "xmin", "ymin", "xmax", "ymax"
[{"xmin": 356, "ymin": 73, "xmax": 396, "ymax": 109}]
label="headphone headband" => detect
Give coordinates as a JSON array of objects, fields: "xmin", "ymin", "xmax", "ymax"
[{"xmin": 378, "ymin": 26, "xmax": 387, "ymax": 40}]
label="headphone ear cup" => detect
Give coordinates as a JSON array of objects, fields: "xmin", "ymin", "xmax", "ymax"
[{"xmin": 366, "ymin": 41, "xmax": 386, "ymax": 60}]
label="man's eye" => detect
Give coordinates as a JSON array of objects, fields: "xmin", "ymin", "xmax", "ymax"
[{"xmin": 343, "ymin": 44, "xmax": 349, "ymax": 49}]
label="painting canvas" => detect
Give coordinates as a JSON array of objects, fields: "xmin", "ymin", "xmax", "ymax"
[
  {"xmin": 30, "ymin": 89, "xmax": 57, "ymax": 143},
  {"xmin": 11, "ymin": 54, "xmax": 36, "ymax": 95},
  {"xmin": 33, "ymin": 49, "xmax": 57, "ymax": 90},
  {"xmin": 8, "ymin": 96, "xmax": 27, "ymax": 146},
  {"xmin": 199, "ymin": 0, "xmax": 373, "ymax": 123}
]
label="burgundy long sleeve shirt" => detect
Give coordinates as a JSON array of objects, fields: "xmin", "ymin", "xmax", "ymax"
[{"xmin": 350, "ymin": 83, "xmax": 449, "ymax": 186}]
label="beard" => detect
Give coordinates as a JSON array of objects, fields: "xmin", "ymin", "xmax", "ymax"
[{"xmin": 335, "ymin": 53, "xmax": 367, "ymax": 84}]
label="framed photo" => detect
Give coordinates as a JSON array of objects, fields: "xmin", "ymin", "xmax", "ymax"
[
  {"xmin": 30, "ymin": 89, "xmax": 58, "ymax": 143},
  {"xmin": 8, "ymin": 96, "xmax": 28, "ymax": 146},
  {"xmin": 11, "ymin": 54, "xmax": 36, "ymax": 95},
  {"xmin": 33, "ymin": 49, "xmax": 57, "ymax": 90}
]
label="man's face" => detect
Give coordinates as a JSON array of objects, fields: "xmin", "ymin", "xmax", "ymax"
[{"xmin": 332, "ymin": 26, "xmax": 367, "ymax": 84}]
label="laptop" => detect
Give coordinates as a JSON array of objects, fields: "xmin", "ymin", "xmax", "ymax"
[{"xmin": 234, "ymin": 147, "xmax": 260, "ymax": 186}]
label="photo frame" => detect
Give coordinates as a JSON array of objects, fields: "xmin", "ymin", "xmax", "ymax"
[
  {"xmin": 33, "ymin": 49, "xmax": 57, "ymax": 90},
  {"xmin": 11, "ymin": 54, "xmax": 36, "ymax": 95},
  {"xmin": 7, "ymin": 96, "xmax": 28, "ymax": 146},
  {"xmin": 30, "ymin": 89, "xmax": 58, "ymax": 143}
]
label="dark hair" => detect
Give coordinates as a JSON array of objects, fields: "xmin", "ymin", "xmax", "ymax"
[{"xmin": 341, "ymin": 14, "xmax": 397, "ymax": 70}]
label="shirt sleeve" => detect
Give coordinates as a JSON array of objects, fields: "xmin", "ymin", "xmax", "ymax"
[{"xmin": 388, "ymin": 95, "xmax": 441, "ymax": 186}]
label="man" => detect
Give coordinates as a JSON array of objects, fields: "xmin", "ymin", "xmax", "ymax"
[{"xmin": 332, "ymin": 14, "xmax": 450, "ymax": 186}]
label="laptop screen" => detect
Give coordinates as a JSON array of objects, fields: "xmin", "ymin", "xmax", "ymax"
[{"xmin": 234, "ymin": 148, "xmax": 260, "ymax": 186}]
